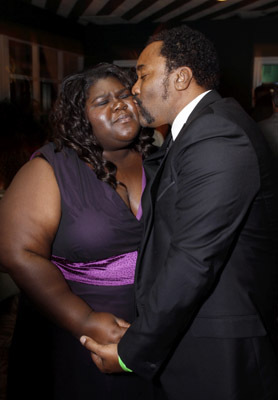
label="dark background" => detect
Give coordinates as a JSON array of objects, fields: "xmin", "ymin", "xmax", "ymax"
[{"xmin": 0, "ymin": 0, "xmax": 278, "ymax": 112}]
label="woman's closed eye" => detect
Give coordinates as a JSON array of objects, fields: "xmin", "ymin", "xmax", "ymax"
[
  {"xmin": 119, "ymin": 91, "xmax": 132, "ymax": 99},
  {"xmin": 95, "ymin": 99, "xmax": 109, "ymax": 106}
]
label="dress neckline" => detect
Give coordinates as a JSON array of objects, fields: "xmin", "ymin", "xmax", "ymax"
[{"xmin": 84, "ymin": 159, "xmax": 145, "ymax": 221}]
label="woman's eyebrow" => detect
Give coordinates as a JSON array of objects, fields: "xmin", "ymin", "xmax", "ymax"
[
  {"xmin": 90, "ymin": 87, "xmax": 129, "ymax": 103},
  {"xmin": 90, "ymin": 93, "xmax": 108, "ymax": 103}
]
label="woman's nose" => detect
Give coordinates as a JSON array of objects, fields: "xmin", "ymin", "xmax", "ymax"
[{"xmin": 113, "ymin": 100, "xmax": 127, "ymax": 111}]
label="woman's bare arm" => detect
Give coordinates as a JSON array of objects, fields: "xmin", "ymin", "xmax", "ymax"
[{"xmin": 0, "ymin": 157, "xmax": 129, "ymax": 343}]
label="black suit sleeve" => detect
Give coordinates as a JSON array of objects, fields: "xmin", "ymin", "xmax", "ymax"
[{"xmin": 119, "ymin": 113, "xmax": 261, "ymax": 378}]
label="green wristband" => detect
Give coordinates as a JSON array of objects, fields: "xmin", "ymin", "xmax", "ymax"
[{"xmin": 118, "ymin": 356, "xmax": 133, "ymax": 373}]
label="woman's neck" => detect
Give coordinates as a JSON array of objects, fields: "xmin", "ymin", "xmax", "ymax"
[{"xmin": 103, "ymin": 148, "xmax": 137, "ymax": 167}]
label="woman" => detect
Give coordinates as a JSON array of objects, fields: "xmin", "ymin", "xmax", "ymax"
[{"xmin": 0, "ymin": 63, "xmax": 156, "ymax": 399}]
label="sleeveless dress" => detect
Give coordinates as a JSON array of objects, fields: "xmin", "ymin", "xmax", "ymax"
[{"xmin": 8, "ymin": 143, "xmax": 155, "ymax": 400}]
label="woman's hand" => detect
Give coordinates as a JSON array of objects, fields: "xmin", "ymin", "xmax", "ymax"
[{"xmin": 84, "ymin": 311, "xmax": 130, "ymax": 345}]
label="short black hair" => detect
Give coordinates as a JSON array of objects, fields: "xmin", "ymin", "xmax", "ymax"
[{"xmin": 148, "ymin": 25, "xmax": 219, "ymax": 90}]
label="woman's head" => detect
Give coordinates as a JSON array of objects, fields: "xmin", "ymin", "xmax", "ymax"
[
  {"xmin": 52, "ymin": 63, "xmax": 138, "ymax": 149},
  {"xmin": 85, "ymin": 74, "xmax": 140, "ymax": 152},
  {"xmin": 51, "ymin": 63, "xmax": 155, "ymax": 188}
]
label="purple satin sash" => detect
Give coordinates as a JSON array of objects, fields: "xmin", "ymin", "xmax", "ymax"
[{"xmin": 51, "ymin": 252, "xmax": 137, "ymax": 286}]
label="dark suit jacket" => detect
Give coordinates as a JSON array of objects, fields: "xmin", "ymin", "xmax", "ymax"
[{"xmin": 118, "ymin": 91, "xmax": 278, "ymax": 393}]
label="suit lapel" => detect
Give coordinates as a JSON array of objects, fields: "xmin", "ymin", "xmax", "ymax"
[
  {"xmin": 137, "ymin": 134, "xmax": 172, "ymax": 264},
  {"xmin": 138, "ymin": 90, "xmax": 222, "ymax": 265},
  {"xmin": 142, "ymin": 132, "xmax": 173, "ymax": 201},
  {"xmin": 175, "ymin": 90, "xmax": 221, "ymax": 145},
  {"xmin": 143, "ymin": 90, "xmax": 220, "ymax": 207}
]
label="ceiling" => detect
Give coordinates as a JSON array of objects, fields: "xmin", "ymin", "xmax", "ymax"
[{"xmin": 24, "ymin": 0, "xmax": 278, "ymax": 26}]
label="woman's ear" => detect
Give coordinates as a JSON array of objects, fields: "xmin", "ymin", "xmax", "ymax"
[{"xmin": 174, "ymin": 67, "xmax": 193, "ymax": 91}]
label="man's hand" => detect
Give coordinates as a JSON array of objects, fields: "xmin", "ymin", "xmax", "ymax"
[
  {"xmin": 80, "ymin": 336, "xmax": 123, "ymax": 373},
  {"xmin": 84, "ymin": 312, "xmax": 130, "ymax": 345}
]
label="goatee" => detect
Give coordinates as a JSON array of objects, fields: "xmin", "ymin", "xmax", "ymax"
[{"xmin": 134, "ymin": 97, "xmax": 155, "ymax": 125}]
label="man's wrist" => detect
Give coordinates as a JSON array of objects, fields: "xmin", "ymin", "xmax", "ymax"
[{"xmin": 118, "ymin": 355, "xmax": 133, "ymax": 372}]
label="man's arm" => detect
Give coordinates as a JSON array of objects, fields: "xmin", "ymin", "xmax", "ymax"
[
  {"xmin": 82, "ymin": 114, "xmax": 261, "ymax": 376},
  {"xmin": 80, "ymin": 337, "xmax": 123, "ymax": 373}
]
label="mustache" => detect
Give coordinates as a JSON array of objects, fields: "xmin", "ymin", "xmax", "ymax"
[
  {"xmin": 132, "ymin": 95, "xmax": 155, "ymax": 124},
  {"xmin": 133, "ymin": 95, "xmax": 143, "ymax": 107}
]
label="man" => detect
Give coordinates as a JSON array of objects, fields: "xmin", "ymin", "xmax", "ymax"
[{"xmin": 81, "ymin": 25, "xmax": 278, "ymax": 399}]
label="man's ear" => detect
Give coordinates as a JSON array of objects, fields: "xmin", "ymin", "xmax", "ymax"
[{"xmin": 174, "ymin": 67, "xmax": 193, "ymax": 91}]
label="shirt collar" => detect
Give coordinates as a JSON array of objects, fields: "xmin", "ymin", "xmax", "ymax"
[{"xmin": 171, "ymin": 90, "xmax": 211, "ymax": 141}]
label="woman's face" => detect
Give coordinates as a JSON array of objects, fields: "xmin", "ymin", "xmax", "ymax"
[{"xmin": 85, "ymin": 76, "xmax": 140, "ymax": 151}]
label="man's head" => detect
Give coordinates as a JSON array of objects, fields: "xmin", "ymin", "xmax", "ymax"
[{"xmin": 132, "ymin": 25, "xmax": 219, "ymax": 128}]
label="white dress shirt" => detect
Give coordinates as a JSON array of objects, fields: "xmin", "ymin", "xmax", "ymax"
[{"xmin": 171, "ymin": 90, "xmax": 211, "ymax": 141}]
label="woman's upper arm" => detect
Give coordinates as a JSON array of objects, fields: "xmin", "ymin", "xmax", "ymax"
[{"xmin": 0, "ymin": 157, "xmax": 61, "ymax": 264}]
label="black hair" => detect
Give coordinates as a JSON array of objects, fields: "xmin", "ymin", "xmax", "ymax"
[
  {"xmin": 148, "ymin": 25, "xmax": 219, "ymax": 90},
  {"xmin": 50, "ymin": 63, "xmax": 155, "ymax": 189}
]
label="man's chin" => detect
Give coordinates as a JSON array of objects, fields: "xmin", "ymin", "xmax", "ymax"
[
  {"xmin": 138, "ymin": 115, "xmax": 148, "ymax": 127},
  {"xmin": 138, "ymin": 113, "xmax": 155, "ymax": 128}
]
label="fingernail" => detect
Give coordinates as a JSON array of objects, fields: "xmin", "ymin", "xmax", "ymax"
[{"xmin": 80, "ymin": 336, "xmax": 87, "ymax": 345}]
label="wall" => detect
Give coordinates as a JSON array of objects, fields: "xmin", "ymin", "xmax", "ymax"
[
  {"xmin": 83, "ymin": 17, "xmax": 278, "ymax": 112},
  {"xmin": 0, "ymin": 0, "xmax": 84, "ymax": 53},
  {"xmin": 1, "ymin": 0, "xmax": 278, "ymax": 112}
]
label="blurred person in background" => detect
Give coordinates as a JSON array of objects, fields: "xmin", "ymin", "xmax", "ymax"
[
  {"xmin": 259, "ymin": 85, "xmax": 278, "ymax": 160},
  {"xmin": 250, "ymin": 84, "xmax": 274, "ymax": 122}
]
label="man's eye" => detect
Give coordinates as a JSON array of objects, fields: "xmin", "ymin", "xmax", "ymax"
[{"xmin": 141, "ymin": 75, "xmax": 147, "ymax": 80}]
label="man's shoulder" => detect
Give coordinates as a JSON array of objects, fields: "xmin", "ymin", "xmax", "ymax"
[
  {"xmin": 190, "ymin": 92, "xmax": 245, "ymax": 126},
  {"xmin": 171, "ymin": 99, "xmax": 257, "ymax": 164}
]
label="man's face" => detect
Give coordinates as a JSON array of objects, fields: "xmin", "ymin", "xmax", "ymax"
[{"xmin": 132, "ymin": 41, "xmax": 173, "ymax": 128}]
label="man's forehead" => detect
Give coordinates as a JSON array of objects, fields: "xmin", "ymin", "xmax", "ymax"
[{"xmin": 136, "ymin": 41, "xmax": 163, "ymax": 70}]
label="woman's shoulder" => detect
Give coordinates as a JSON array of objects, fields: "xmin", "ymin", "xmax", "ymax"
[{"xmin": 32, "ymin": 142, "xmax": 77, "ymax": 165}]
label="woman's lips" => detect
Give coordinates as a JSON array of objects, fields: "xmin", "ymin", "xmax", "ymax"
[{"xmin": 114, "ymin": 113, "xmax": 132, "ymax": 123}]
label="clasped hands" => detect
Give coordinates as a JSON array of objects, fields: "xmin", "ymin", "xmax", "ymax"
[{"xmin": 80, "ymin": 311, "xmax": 130, "ymax": 374}]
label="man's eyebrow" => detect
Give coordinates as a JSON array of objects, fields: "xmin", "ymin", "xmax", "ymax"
[{"xmin": 136, "ymin": 64, "xmax": 145, "ymax": 72}]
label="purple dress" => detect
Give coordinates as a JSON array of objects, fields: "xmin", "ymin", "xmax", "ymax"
[
  {"xmin": 32, "ymin": 143, "xmax": 155, "ymax": 399},
  {"xmin": 37, "ymin": 143, "xmax": 144, "ymax": 315}
]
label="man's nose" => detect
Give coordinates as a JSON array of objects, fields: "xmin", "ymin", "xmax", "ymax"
[{"xmin": 132, "ymin": 80, "xmax": 140, "ymax": 96}]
